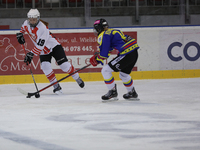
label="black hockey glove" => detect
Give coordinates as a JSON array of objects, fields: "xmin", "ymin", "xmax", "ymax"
[
  {"xmin": 16, "ymin": 33, "xmax": 25, "ymax": 44},
  {"xmin": 124, "ymin": 35, "xmax": 133, "ymax": 42},
  {"xmin": 24, "ymin": 52, "xmax": 34, "ymax": 65},
  {"xmin": 126, "ymin": 35, "xmax": 133, "ymax": 41}
]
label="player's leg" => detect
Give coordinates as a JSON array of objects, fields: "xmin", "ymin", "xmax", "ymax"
[
  {"xmin": 119, "ymin": 72, "xmax": 138, "ymax": 100},
  {"xmin": 101, "ymin": 54, "xmax": 131, "ymax": 100},
  {"xmin": 40, "ymin": 54, "xmax": 62, "ymax": 94},
  {"xmin": 120, "ymin": 50, "xmax": 139, "ymax": 100},
  {"xmin": 52, "ymin": 45, "xmax": 84, "ymax": 88},
  {"xmin": 101, "ymin": 65, "xmax": 118, "ymax": 100},
  {"xmin": 109, "ymin": 49, "xmax": 139, "ymax": 100}
]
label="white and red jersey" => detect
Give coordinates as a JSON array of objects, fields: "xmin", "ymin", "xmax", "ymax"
[{"xmin": 20, "ymin": 20, "xmax": 60, "ymax": 55}]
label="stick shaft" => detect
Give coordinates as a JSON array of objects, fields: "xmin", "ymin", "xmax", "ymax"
[
  {"xmin": 22, "ymin": 45, "xmax": 39, "ymax": 93},
  {"xmin": 28, "ymin": 64, "xmax": 91, "ymax": 97}
]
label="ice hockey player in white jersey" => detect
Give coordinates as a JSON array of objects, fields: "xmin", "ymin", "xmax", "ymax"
[{"xmin": 16, "ymin": 9, "xmax": 84, "ymax": 94}]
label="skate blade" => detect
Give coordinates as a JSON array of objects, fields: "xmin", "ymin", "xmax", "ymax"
[
  {"xmin": 102, "ymin": 97, "xmax": 118, "ymax": 103},
  {"xmin": 55, "ymin": 90, "xmax": 63, "ymax": 95},
  {"xmin": 125, "ymin": 97, "xmax": 140, "ymax": 101}
]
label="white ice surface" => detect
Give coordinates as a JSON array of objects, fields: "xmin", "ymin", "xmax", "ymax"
[{"xmin": 0, "ymin": 78, "xmax": 200, "ymax": 150}]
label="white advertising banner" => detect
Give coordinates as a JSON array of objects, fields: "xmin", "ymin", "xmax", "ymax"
[{"xmin": 159, "ymin": 27, "xmax": 200, "ymax": 70}]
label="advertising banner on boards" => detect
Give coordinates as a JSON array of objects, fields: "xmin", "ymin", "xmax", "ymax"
[
  {"xmin": 0, "ymin": 31, "xmax": 137, "ymax": 75},
  {"xmin": 159, "ymin": 29, "xmax": 200, "ymax": 70}
]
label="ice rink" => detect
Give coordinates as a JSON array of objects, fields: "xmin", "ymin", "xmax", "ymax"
[{"xmin": 0, "ymin": 78, "xmax": 200, "ymax": 150}]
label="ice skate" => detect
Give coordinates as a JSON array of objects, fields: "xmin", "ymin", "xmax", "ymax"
[
  {"xmin": 53, "ymin": 84, "xmax": 63, "ymax": 95},
  {"xmin": 102, "ymin": 84, "xmax": 118, "ymax": 101},
  {"xmin": 123, "ymin": 87, "xmax": 139, "ymax": 101},
  {"xmin": 76, "ymin": 77, "xmax": 85, "ymax": 88}
]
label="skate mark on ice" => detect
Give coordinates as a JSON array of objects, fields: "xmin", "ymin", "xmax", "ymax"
[
  {"xmin": 0, "ymin": 129, "xmax": 73, "ymax": 150},
  {"xmin": 46, "ymin": 112, "xmax": 200, "ymax": 150}
]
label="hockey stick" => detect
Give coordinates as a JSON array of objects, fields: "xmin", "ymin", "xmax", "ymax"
[
  {"xmin": 25, "ymin": 64, "xmax": 91, "ymax": 98},
  {"xmin": 22, "ymin": 45, "xmax": 40, "ymax": 98}
]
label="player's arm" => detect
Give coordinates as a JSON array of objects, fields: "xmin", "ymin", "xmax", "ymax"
[
  {"xmin": 15, "ymin": 21, "xmax": 32, "ymax": 65},
  {"xmin": 90, "ymin": 49, "xmax": 109, "ymax": 66},
  {"xmin": 90, "ymin": 34, "xmax": 111, "ymax": 66},
  {"xmin": 24, "ymin": 26, "xmax": 49, "ymax": 65},
  {"xmin": 16, "ymin": 21, "xmax": 27, "ymax": 45}
]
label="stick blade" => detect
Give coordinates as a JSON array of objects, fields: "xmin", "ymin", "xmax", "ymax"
[
  {"xmin": 17, "ymin": 87, "xmax": 35, "ymax": 98},
  {"xmin": 17, "ymin": 87, "xmax": 28, "ymax": 95}
]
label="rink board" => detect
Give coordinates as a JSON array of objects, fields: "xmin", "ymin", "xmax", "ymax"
[
  {"xmin": 0, "ymin": 69, "xmax": 200, "ymax": 84},
  {"xmin": 0, "ymin": 26, "xmax": 200, "ymax": 84}
]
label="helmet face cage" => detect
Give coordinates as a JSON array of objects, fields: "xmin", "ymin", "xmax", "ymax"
[
  {"xmin": 93, "ymin": 18, "xmax": 108, "ymax": 35},
  {"xmin": 27, "ymin": 9, "xmax": 40, "ymax": 27}
]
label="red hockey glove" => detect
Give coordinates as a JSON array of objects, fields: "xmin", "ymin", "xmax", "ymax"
[{"xmin": 90, "ymin": 55, "xmax": 98, "ymax": 66}]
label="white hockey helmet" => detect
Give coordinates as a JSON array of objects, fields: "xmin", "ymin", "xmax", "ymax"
[
  {"xmin": 27, "ymin": 9, "xmax": 40, "ymax": 19},
  {"xmin": 27, "ymin": 9, "xmax": 40, "ymax": 27}
]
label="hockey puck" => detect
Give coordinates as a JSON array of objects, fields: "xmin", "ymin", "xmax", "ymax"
[
  {"xmin": 26, "ymin": 95, "xmax": 31, "ymax": 98},
  {"xmin": 35, "ymin": 93, "xmax": 40, "ymax": 98}
]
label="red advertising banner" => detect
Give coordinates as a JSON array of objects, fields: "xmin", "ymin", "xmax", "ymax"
[{"xmin": 0, "ymin": 31, "xmax": 137, "ymax": 75}]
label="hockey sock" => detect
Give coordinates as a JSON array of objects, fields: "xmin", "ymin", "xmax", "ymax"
[
  {"xmin": 41, "ymin": 61, "xmax": 58, "ymax": 86},
  {"xmin": 102, "ymin": 65, "xmax": 116, "ymax": 90},
  {"xmin": 59, "ymin": 62, "xmax": 79, "ymax": 80},
  {"xmin": 104, "ymin": 76, "xmax": 116, "ymax": 90},
  {"xmin": 123, "ymin": 79, "xmax": 134, "ymax": 92},
  {"xmin": 119, "ymin": 72, "xmax": 134, "ymax": 92}
]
